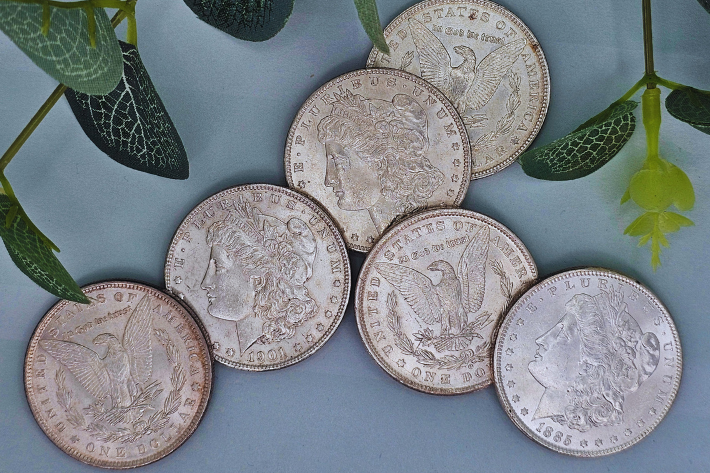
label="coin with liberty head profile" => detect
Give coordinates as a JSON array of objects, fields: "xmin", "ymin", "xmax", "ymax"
[
  {"xmin": 494, "ymin": 268, "xmax": 682, "ymax": 456},
  {"xmin": 24, "ymin": 281, "xmax": 212, "ymax": 469},
  {"xmin": 165, "ymin": 184, "xmax": 350, "ymax": 370},
  {"xmin": 367, "ymin": 0, "xmax": 550, "ymax": 180},
  {"xmin": 285, "ymin": 68, "xmax": 471, "ymax": 252}
]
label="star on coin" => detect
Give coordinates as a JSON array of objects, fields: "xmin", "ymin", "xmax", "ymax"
[
  {"xmin": 509, "ymin": 334, "xmax": 517, "ymax": 341},
  {"xmin": 510, "ymin": 136, "xmax": 520, "ymax": 145},
  {"xmin": 212, "ymin": 341, "xmax": 220, "ymax": 351},
  {"xmin": 396, "ymin": 359, "xmax": 406, "ymax": 368},
  {"xmin": 453, "ymin": 158, "xmax": 461, "ymax": 167},
  {"xmin": 580, "ymin": 440, "xmax": 588, "ymax": 448},
  {"xmin": 174, "ymin": 276, "xmax": 182, "ymax": 284},
  {"xmin": 649, "ymin": 407, "xmax": 657, "ymax": 415},
  {"xmin": 331, "ymin": 295, "xmax": 339, "ymax": 303},
  {"xmin": 333, "ymin": 280, "xmax": 342, "ymax": 287},
  {"xmin": 351, "ymin": 233, "xmax": 359, "ymax": 242},
  {"xmin": 507, "ymin": 380, "xmax": 515, "ymax": 388},
  {"xmin": 191, "ymin": 382, "xmax": 201, "ymax": 392},
  {"xmin": 637, "ymin": 419, "xmax": 645, "ymax": 427},
  {"xmin": 512, "ymin": 394, "xmax": 520, "ymax": 403},
  {"xmin": 366, "ymin": 236, "xmax": 375, "ymax": 244},
  {"xmin": 316, "ymin": 323, "xmax": 325, "ymax": 332},
  {"xmin": 610, "ymin": 435, "xmax": 618, "ymax": 443},
  {"xmin": 297, "ymin": 180, "xmax": 307, "ymax": 189},
  {"xmin": 624, "ymin": 429, "xmax": 632, "ymax": 437},
  {"xmin": 520, "ymin": 408, "xmax": 528, "ymax": 416},
  {"xmin": 595, "ymin": 439, "xmax": 603, "ymax": 447},
  {"xmin": 293, "ymin": 343, "xmax": 302, "ymax": 352},
  {"xmin": 505, "ymin": 348, "xmax": 514, "ymax": 355},
  {"xmin": 516, "ymin": 318, "xmax": 524, "ymax": 326},
  {"xmin": 505, "ymin": 363, "xmax": 513, "ymax": 371},
  {"xmin": 70, "ymin": 435, "xmax": 80, "ymax": 443},
  {"xmin": 305, "ymin": 334, "xmax": 315, "ymax": 343}
]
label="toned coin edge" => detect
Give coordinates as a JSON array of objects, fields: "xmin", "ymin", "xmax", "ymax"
[
  {"xmin": 493, "ymin": 268, "xmax": 683, "ymax": 457},
  {"xmin": 366, "ymin": 0, "xmax": 551, "ymax": 180},
  {"xmin": 165, "ymin": 184, "xmax": 352, "ymax": 371},
  {"xmin": 284, "ymin": 67, "xmax": 472, "ymax": 252},
  {"xmin": 24, "ymin": 281, "xmax": 213, "ymax": 469},
  {"xmin": 356, "ymin": 208, "xmax": 537, "ymax": 394}
]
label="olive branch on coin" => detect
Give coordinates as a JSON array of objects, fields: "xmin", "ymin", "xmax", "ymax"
[
  {"xmin": 385, "ymin": 259, "xmax": 513, "ymax": 371},
  {"xmin": 53, "ymin": 329, "xmax": 186, "ymax": 444},
  {"xmin": 519, "ymin": 0, "xmax": 710, "ymax": 270},
  {"xmin": 0, "ymin": 0, "xmax": 388, "ymax": 301}
]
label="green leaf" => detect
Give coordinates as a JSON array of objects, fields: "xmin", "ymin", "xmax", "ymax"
[
  {"xmin": 354, "ymin": 0, "xmax": 389, "ymax": 54},
  {"xmin": 624, "ymin": 212, "xmax": 656, "ymax": 236},
  {"xmin": 0, "ymin": 195, "xmax": 88, "ymax": 303},
  {"xmin": 661, "ymin": 211, "xmax": 694, "ymax": 230},
  {"xmin": 0, "ymin": 2, "xmax": 122, "ymax": 95},
  {"xmin": 519, "ymin": 101, "xmax": 637, "ymax": 180},
  {"xmin": 628, "ymin": 161, "xmax": 694, "ymax": 212},
  {"xmin": 65, "ymin": 41, "xmax": 189, "ymax": 179},
  {"xmin": 698, "ymin": 0, "xmax": 710, "ymax": 15},
  {"xmin": 666, "ymin": 87, "xmax": 710, "ymax": 130},
  {"xmin": 666, "ymin": 163, "xmax": 695, "ymax": 211},
  {"xmin": 183, "ymin": 0, "xmax": 294, "ymax": 42}
]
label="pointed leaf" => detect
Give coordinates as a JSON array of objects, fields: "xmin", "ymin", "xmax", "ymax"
[
  {"xmin": 183, "ymin": 0, "xmax": 294, "ymax": 42},
  {"xmin": 519, "ymin": 101, "xmax": 637, "ymax": 180},
  {"xmin": 624, "ymin": 212, "xmax": 657, "ymax": 236},
  {"xmin": 65, "ymin": 41, "xmax": 189, "ymax": 179},
  {"xmin": 666, "ymin": 87, "xmax": 710, "ymax": 128},
  {"xmin": 620, "ymin": 187, "xmax": 631, "ymax": 204},
  {"xmin": 0, "ymin": 3, "xmax": 122, "ymax": 95},
  {"xmin": 0, "ymin": 195, "xmax": 88, "ymax": 303},
  {"xmin": 354, "ymin": 0, "xmax": 389, "ymax": 54},
  {"xmin": 662, "ymin": 211, "xmax": 694, "ymax": 228}
]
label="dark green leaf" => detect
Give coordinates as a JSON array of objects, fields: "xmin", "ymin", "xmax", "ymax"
[
  {"xmin": 666, "ymin": 87, "xmax": 710, "ymax": 132},
  {"xmin": 0, "ymin": 3, "xmax": 122, "ymax": 95},
  {"xmin": 354, "ymin": 0, "xmax": 389, "ymax": 54},
  {"xmin": 0, "ymin": 195, "xmax": 88, "ymax": 303},
  {"xmin": 65, "ymin": 41, "xmax": 189, "ymax": 180},
  {"xmin": 698, "ymin": 0, "xmax": 710, "ymax": 14},
  {"xmin": 183, "ymin": 0, "xmax": 294, "ymax": 42},
  {"xmin": 519, "ymin": 101, "xmax": 637, "ymax": 180}
]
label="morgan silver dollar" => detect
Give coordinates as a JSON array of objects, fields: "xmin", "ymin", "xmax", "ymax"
[
  {"xmin": 494, "ymin": 268, "xmax": 682, "ymax": 456},
  {"xmin": 367, "ymin": 0, "xmax": 550, "ymax": 179},
  {"xmin": 356, "ymin": 208, "xmax": 536, "ymax": 394},
  {"xmin": 285, "ymin": 68, "xmax": 471, "ymax": 252},
  {"xmin": 24, "ymin": 281, "xmax": 213, "ymax": 469},
  {"xmin": 165, "ymin": 184, "xmax": 350, "ymax": 371}
]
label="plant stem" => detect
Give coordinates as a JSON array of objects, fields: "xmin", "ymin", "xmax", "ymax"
[
  {"xmin": 642, "ymin": 0, "xmax": 655, "ymax": 88},
  {"xmin": 0, "ymin": 8, "xmax": 127, "ymax": 174}
]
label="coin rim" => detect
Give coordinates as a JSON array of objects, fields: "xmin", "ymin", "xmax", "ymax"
[
  {"xmin": 165, "ymin": 183, "xmax": 351, "ymax": 371},
  {"xmin": 23, "ymin": 280, "xmax": 214, "ymax": 469},
  {"xmin": 356, "ymin": 207, "xmax": 537, "ymax": 394},
  {"xmin": 284, "ymin": 67, "xmax": 472, "ymax": 252},
  {"xmin": 366, "ymin": 0, "xmax": 551, "ymax": 180},
  {"xmin": 493, "ymin": 267, "xmax": 683, "ymax": 457}
]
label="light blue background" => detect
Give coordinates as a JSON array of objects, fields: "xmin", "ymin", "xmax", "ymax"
[{"xmin": 1, "ymin": 0, "xmax": 709, "ymax": 471}]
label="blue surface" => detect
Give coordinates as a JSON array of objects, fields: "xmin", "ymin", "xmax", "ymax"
[{"xmin": 1, "ymin": 0, "xmax": 709, "ymax": 471}]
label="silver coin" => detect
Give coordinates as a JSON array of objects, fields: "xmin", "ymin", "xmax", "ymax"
[
  {"xmin": 494, "ymin": 268, "xmax": 682, "ymax": 456},
  {"xmin": 285, "ymin": 68, "xmax": 471, "ymax": 252},
  {"xmin": 165, "ymin": 184, "xmax": 350, "ymax": 371},
  {"xmin": 367, "ymin": 0, "xmax": 550, "ymax": 180},
  {"xmin": 356, "ymin": 208, "xmax": 536, "ymax": 394},
  {"xmin": 24, "ymin": 281, "xmax": 213, "ymax": 469}
]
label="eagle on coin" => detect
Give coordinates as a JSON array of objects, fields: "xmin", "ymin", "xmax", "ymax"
[
  {"xmin": 375, "ymin": 225, "xmax": 492, "ymax": 351},
  {"xmin": 408, "ymin": 18, "xmax": 526, "ymax": 119},
  {"xmin": 40, "ymin": 295, "xmax": 154, "ymax": 413}
]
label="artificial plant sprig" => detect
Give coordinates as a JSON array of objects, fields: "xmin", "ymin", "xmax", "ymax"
[{"xmin": 519, "ymin": 0, "xmax": 707, "ymax": 270}]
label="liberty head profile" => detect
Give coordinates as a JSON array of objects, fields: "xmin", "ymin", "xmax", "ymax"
[
  {"xmin": 528, "ymin": 287, "xmax": 660, "ymax": 432},
  {"xmin": 317, "ymin": 89, "xmax": 445, "ymax": 234},
  {"xmin": 200, "ymin": 196, "xmax": 318, "ymax": 354}
]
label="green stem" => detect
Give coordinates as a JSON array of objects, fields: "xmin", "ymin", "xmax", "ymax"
[{"xmin": 642, "ymin": 87, "xmax": 663, "ymax": 169}]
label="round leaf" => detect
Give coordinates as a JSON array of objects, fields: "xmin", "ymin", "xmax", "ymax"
[
  {"xmin": 628, "ymin": 168, "xmax": 675, "ymax": 211},
  {"xmin": 666, "ymin": 163, "xmax": 695, "ymax": 211},
  {"xmin": 0, "ymin": 3, "xmax": 122, "ymax": 95},
  {"xmin": 666, "ymin": 87, "xmax": 710, "ymax": 127}
]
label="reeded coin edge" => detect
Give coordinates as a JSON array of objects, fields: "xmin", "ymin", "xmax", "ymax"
[
  {"xmin": 493, "ymin": 268, "xmax": 683, "ymax": 457},
  {"xmin": 366, "ymin": 0, "xmax": 551, "ymax": 180},
  {"xmin": 356, "ymin": 208, "xmax": 537, "ymax": 395},
  {"xmin": 284, "ymin": 68, "xmax": 472, "ymax": 252},
  {"xmin": 24, "ymin": 281, "xmax": 213, "ymax": 470},
  {"xmin": 165, "ymin": 184, "xmax": 351, "ymax": 371}
]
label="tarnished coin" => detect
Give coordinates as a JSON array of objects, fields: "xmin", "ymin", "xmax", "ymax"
[
  {"xmin": 24, "ymin": 281, "xmax": 212, "ymax": 469},
  {"xmin": 494, "ymin": 268, "xmax": 682, "ymax": 456},
  {"xmin": 165, "ymin": 184, "xmax": 350, "ymax": 370},
  {"xmin": 285, "ymin": 68, "xmax": 471, "ymax": 252},
  {"xmin": 367, "ymin": 0, "xmax": 550, "ymax": 179},
  {"xmin": 356, "ymin": 208, "xmax": 536, "ymax": 394}
]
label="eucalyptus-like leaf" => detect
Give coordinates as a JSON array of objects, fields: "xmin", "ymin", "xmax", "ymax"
[
  {"xmin": 519, "ymin": 101, "xmax": 637, "ymax": 181},
  {"xmin": 698, "ymin": 0, "xmax": 710, "ymax": 14},
  {"xmin": 0, "ymin": 2, "xmax": 122, "ymax": 95},
  {"xmin": 666, "ymin": 87, "xmax": 710, "ymax": 134},
  {"xmin": 65, "ymin": 41, "xmax": 189, "ymax": 180},
  {"xmin": 0, "ymin": 195, "xmax": 88, "ymax": 303},
  {"xmin": 354, "ymin": 0, "xmax": 389, "ymax": 54},
  {"xmin": 183, "ymin": 0, "xmax": 294, "ymax": 42}
]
